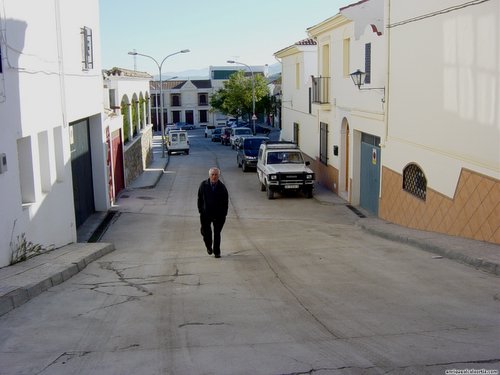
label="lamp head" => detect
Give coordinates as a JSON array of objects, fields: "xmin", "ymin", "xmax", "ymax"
[
  {"xmin": 128, "ymin": 51, "xmax": 137, "ymax": 56},
  {"xmin": 227, "ymin": 60, "xmax": 235, "ymax": 64},
  {"xmin": 180, "ymin": 49, "xmax": 190, "ymax": 53},
  {"xmin": 350, "ymin": 69, "xmax": 366, "ymax": 89}
]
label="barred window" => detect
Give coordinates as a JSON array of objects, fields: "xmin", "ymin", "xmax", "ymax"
[
  {"xmin": 403, "ymin": 163, "xmax": 427, "ymax": 200},
  {"xmin": 81, "ymin": 27, "xmax": 93, "ymax": 70},
  {"xmin": 319, "ymin": 122, "xmax": 328, "ymax": 165}
]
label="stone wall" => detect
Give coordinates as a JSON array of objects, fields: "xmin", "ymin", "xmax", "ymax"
[{"xmin": 123, "ymin": 126, "xmax": 153, "ymax": 186}]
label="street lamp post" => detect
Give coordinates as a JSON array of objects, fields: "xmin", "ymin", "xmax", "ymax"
[
  {"xmin": 128, "ymin": 50, "xmax": 190, "ymax": 157},
  {"xmin": 227, "ymin": 60, "xmax": 255, "ymax": 135}
]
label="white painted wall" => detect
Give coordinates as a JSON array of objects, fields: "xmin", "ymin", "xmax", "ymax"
[
  {"xmin": 307, "ymin": 0, "xmax": 386, "ymax": 201},
  {"xmin": 384, "ymin": 0, "xmax": 500, "ymax": 197},
  {"xmin": 0, "ymin": 0, "xmax": 103, "ymax": 267},
  {"xmin": 277, "ymin": 44, "xmax": 318, "ymax": 158}
]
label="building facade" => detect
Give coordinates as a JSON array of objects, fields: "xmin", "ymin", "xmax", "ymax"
[
  {"xmin": 0, "ymin": 0, "xmax": 107, "ymax": 267},
  {"xmin": 274, "ymin": 38, "xmax": 318, "ymax": 160},
  {"xmin": 104, "ymin": 68, "xmax": 153, "ymax": 190},
  {"xmin": 380, "ymin": 0, "xmax": 499, "ymax": 244},
  {"xmin": 307, "ymin": 0, "xmax": 386, "ymax": 212}
]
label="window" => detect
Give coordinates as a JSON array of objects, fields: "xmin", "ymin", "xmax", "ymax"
[
  {"xmin": 109, "ymin": 89, "xmax": 116, "ymax": 109},
  {"xmin": 199, "ymin": 110, "xmax": 208, "ymax": 123},
  {"xmin": 172, "ymin": 110, "xmax": 181, "ymax": 123},
  {"xmin": 403, "ymin": 163, "xmax": 427, "ymax": 201},
  {"xmin": 322, "ymin": 44, "xmax": 330, "ymax": 77},
  {"xmin": 151, "ymin": 94, "xmax": 160, "ymax": 108},
  {"xmin": 364, "ymin": 43, "xmax": 371, "ymax": 84},
  {"xmin": 343, "ymin": 39, "xmax": 350, "ymax": 77},
  {"xmin": 171, "ymin": 94, "xmax": 181, "ymax": 107},
  {"xmin": 319, "ymin": 122, "xmax": 328, "ymax": 165},
  {"xmin": 308, "ymin": 87, "xmax": 312, "ymax": 113},
  {"xmin": 198, "ymin": 93, "xmax": 208, "ymax": 106},
  {"xmin": 81, "ymin": 27, "xmax": 94, "ymax": 70}
]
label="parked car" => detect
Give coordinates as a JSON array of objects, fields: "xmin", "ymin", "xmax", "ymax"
[
  {"xmin": 205, "ymin": 125, "xmax": 215, "ymax": 138},
  {"xmin": 237, "ymin": 136, "xmax": 269, "ymax": 172},
  {"xmin": 166, "ymin": 130, "xmax": 190, "ymax": 155},
  {"xmin": 175, "ymin": 122, "xmax": 195, "ymax": 130},
  {"xmin": 230, "ymin": 127, "xmax": 253, "ymax": 149},
  {"xmin": 211, "ymin": 127, "xmax": 222, "ymax": 142}
]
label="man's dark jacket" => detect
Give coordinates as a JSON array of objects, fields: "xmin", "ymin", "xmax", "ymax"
[{"xmin": 197, "ymin": 179, "xmax": 229, "ymax": 219}]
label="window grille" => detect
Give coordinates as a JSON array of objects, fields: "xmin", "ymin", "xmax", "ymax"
[
  {"xmin": 319, "ymin": 122, "xmax": 328, "ymax": 165},
  {"xmin": 403, "ymin": 163, "xmax": 427, "ymax": 200},
  {"xmin": 81, "ymin": 27, "xmax": 93, "ymax": 70},
  {"xmin": 364, "ymin": 43, "xmax": 371, "ymax": 84}
]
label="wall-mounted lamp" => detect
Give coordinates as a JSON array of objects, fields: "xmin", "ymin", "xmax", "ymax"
[{"xmin": 350, "ymin": 69, "xmax": 385, "ymax": 102}]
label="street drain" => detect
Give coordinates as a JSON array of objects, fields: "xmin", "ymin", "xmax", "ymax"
[{"xmin": 346, "ymin": 205, "xmax": 366, "ymax": 218}]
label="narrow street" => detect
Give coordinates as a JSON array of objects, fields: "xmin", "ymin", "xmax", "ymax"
[{"xmin": 0, "ymin": 129, "xmax": 499, "ymax": 375}]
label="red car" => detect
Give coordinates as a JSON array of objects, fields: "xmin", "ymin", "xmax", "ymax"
[{"xmin": 220, "ymin": 127, "xmax": 231, "ymax": 146}]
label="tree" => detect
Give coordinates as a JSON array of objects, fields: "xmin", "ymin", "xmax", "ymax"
[{"xmin": 210, "ymin": 70, "xmax": 269, "ymax": 121}]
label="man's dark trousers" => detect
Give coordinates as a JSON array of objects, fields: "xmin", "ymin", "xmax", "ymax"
[{"xmin": 200, "ymin": 215, "xmax": 226, "ymax": 256}]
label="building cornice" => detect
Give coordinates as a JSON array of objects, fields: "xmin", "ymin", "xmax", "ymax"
[{"xmin": 307, "ymin": 13, "xmax": 350, "ymax": 37}]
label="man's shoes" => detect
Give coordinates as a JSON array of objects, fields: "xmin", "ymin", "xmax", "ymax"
[
  {"xmin": 214, "ymin": 254, "xmax": 221, "ymax": 258},
  {"xmin": 206, "ymin": 247, "xmax": 213, "ymax": 255}
]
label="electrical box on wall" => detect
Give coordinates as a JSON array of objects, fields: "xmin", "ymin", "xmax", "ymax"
[
  {"xmin": 333, "ymin": 145, "xmax": 339, "ymax": 156},
  {"xmin": 0, "ymin": 153, "xmax": 7, "ymax": 173}
]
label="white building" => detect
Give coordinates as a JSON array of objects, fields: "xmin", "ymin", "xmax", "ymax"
[
  {"xmin": 152, "ymin": 79, "xmax": 213, "ymax": 127},
  {"xmin": 380, "ymin": 0, "xmax": 500, "ymax": 244},
  {"xmin": 307, "ymin": 0, "xmax": 386, "ymax": 211},
  {"xmin": 103, "ymin": 68, "xmax": 153, "ymax": 191},
  {"xmin": 274, "ymin": 38, "xmax": 318, "ymax": 159},
  {"xmin": 0, "ymin": 0, "xmax": 107, "ymax": 267}
]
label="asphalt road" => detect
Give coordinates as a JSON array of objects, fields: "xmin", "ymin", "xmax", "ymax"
[{"xmin": 1, "ymin": 129, "xmax": 499, "ymax": 375}]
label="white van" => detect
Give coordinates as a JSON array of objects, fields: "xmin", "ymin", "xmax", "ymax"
[
  {"xmin": 167, "ymin": 130, "xmax": 189, "ymax": 155},
  {"xmin": 204, "ymin": 125, "xmax": 215, "ymax": 138}
]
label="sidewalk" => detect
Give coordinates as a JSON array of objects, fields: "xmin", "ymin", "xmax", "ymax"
[
  {"xmin": 0, "ymin": 153, "xmax": 498, "ymax": 317},
  {"xmin": 313, "ymin": 183, "xmax": 500, "ymax": 276},
  {"xmin": 0, "ymin": 152, "xmax": 170, "ymax": 317}
]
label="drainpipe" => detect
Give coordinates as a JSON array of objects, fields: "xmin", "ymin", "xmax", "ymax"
[{"xmin": 383, "ymin": 0, "xmax": 391, "ymax": 147}]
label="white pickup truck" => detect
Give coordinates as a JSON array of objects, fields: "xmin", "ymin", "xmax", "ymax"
[{"xmin": 256, "ymin": 141, "xmax": 315, "ymax": 199}]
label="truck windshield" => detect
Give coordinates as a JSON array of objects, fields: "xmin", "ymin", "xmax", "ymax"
[{"xmin": 267, "ymin": 152, "xmax": 303, "ymax": 164}]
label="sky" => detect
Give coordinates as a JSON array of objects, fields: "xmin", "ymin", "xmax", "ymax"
[{"xmin": 99, "ymin": 0, "xmax": 348, "ymax": 77}]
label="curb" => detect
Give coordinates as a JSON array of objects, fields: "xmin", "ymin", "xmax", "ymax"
[{"xmin": 0, "ymin": 242, "xmax": 115, "ymax": 316}]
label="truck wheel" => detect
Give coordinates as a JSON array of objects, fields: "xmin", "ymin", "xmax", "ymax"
[{"xmin": 266, "ymin": 187, "xmax": 274, "ymax": 200}]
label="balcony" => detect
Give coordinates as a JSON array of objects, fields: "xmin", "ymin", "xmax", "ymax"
[{"xmin": 311, "ymin": 76, "xmax": 330, "ymax": 105}]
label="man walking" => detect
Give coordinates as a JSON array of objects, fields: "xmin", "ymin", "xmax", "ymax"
[{"xmin": 197, "ymin": 167, "xmax": 229, "ymax": 258}]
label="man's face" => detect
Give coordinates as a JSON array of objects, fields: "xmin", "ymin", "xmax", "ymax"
[{"xmin": 209, "ymin": 170, "xmax": 219, "ymax": 184}]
